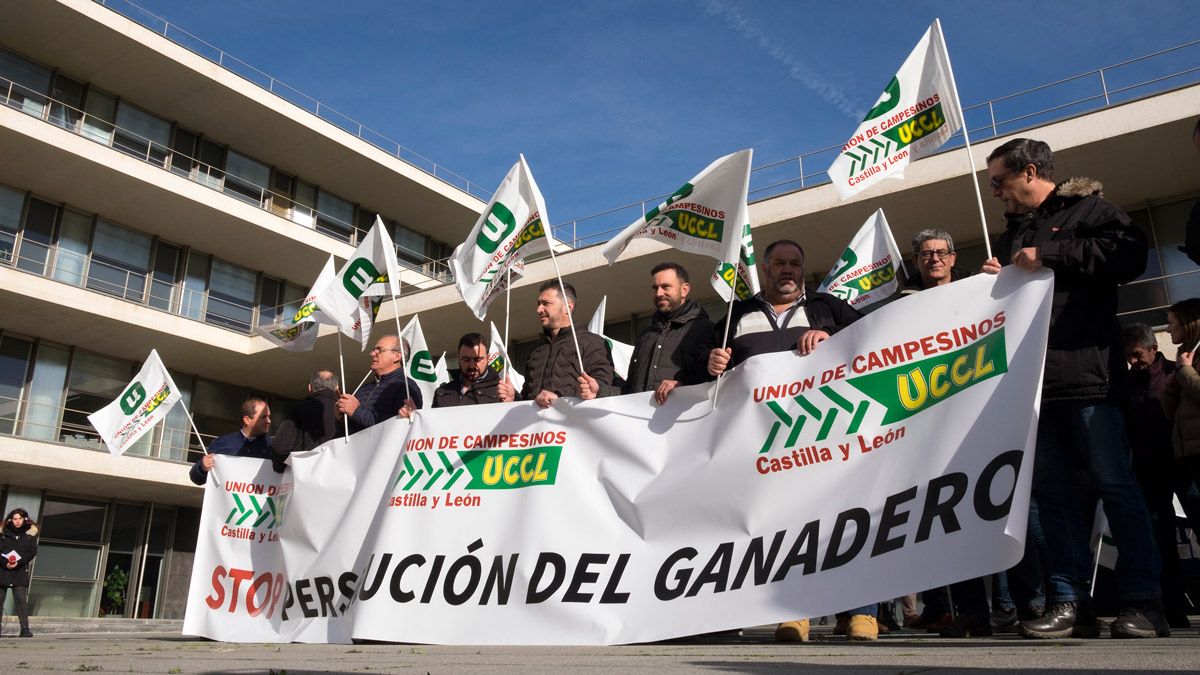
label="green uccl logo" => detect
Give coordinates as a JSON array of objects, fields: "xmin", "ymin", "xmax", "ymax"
[
  {"xmin": 758, "ymin": 330, "xmax": 1007, "ymax": 453},
  {"xmin": 120, "ymin": 382, "xmax": 146, "ymax": 415},
  {"xmin": 394, "ymin": 447, "xmax": 562, "ymax": 491},
  {"xmin": 409, "ymin": 350, "xmax": 438, "ymax": 383},
  {"xmin": 476, "ymin": 202, "xmax": 517, "ymax": 254},
  {"xmin": 342, "ymin": 258, "xmax": 381, "ymax": 298},
  {"xmin": 225, "ymin": 493, "xmax": 281, "ymax": 529},
  {"xmin": 863, "ymin": 76, "xmax": 901, "ymax": 122}
]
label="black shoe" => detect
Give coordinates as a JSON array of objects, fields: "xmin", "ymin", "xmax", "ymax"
[
  {"xmin": 1018, "ymin": 602, "xmax": 1081, "ymax": 639},
  {"xmin": 18, "ymin": 630, "xmax": 32, "ymax": 638},
  {"xmin": 990, "ymin": 606, "xmax": 1018, "ymax": 632},
  {"xmin": 1071, "ymin": 597, "xmax": 1100, "ymax": 639},
  {"xmin": 1111, "ymin": 600, "xmax": 1169, "ymax": 638},
  {"xmin": 940, "ymin": 614, "xmax": 993, "ymax": 638},
  {"xmin": 1166, "ymin": 610, "xmax": 1191, "ymax": 630}
]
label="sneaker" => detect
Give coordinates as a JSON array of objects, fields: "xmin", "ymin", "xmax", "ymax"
[
  {"xmin": 1110, "ymin": 601, "xmax": 1169, "ymax": 639},
  {"xmin": 940, "ymin": 614, "xmax": 993, "ymax": 638},
  {"xmin": 990, "ymin": 606, "xmax": 1018, "ymax": 633},
  {"xmin": 774, "ymin": 619, "xmax": 810, "ymax": 643},
  {"xmin": 1018, "ymin": 601, "xmax": 1080, "ymax": 639},
  {"xmin": 848, "ymin": 615, "xmax": 878, "ymax": 641}
]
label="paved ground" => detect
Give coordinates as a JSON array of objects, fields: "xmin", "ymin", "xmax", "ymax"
[{"xmin": 0, "ymin": 625, "xmax": 1198, "ymax": 673}]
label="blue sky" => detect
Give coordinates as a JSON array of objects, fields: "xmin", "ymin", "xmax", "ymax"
[{"xmin": 127, "ymin": 0, "xmax": 1196, "ymax": 239}]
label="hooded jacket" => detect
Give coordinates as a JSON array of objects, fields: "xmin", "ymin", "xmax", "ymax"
[
  {"xmin": 995, "ymin": 177, "xmax": 1147, "ymax": 402},
  {"xmin": 625, "ymin": 300, "xmax": 715, "ymax": 394},
  {"xmin": 0, "ymin": 520, "xmax": 38, "ymax": 588}
]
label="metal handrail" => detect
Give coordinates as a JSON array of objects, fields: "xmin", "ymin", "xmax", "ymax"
[{"xmin": 91, "ymin": 0, "xmax": 490, "ymax": 202}]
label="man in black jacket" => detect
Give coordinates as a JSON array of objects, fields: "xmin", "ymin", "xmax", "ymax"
[
  {"xmin": 432, "ymin": 333, "xmax": 500, "ymax": 407},
  {"xmin": 498, "ymin": 280, "xmax": 614, "ymax": 408},
  {"xmin": 705, "ymin": 238, "xmax": 865, "ymax": 643},
  {"xmin": 625, "ymin": 262, "xmax": 714, "ymax": 403},
  {"xmin": 271, "ymin": 370, "xmax": 339, "ymax": 471},
  {"xmin": 981, "ymin": 137, "xmax": 1163, "ymax": 639}
]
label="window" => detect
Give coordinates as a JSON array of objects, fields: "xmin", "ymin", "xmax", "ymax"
[
  {"xmin": 148, "ymin": 242, "xmax": 181, "ymax": 312},
  {"xmin": 180, "ymin": 252, "xmax": 209, "ymax": 321},
  {"xmin": 60, "ymin": 350, "xmax": 134, "ymax": 450},
  {"xmin": 29, "ymin": 497, "xmax": 107, "ymax": 618},
  {"xmin": 223, "ymin": 151, "xmax": 269, "ymax": 206},
  {"xmin": 316, "ymin": 190, "xmax": 353, "ymax": 241},
  {"xmin": 169, "ymin": 132, "xmax": 225, "ymax": 189},
  {"xmin": 22, "ymin": 342, "xmax": 68, "ymax": 442},
  {"xmin": 0, "ymin": 185, "xmax": 23, "ymax": 264},
  {"xmin": 81, "ymin": 89, "xmax": 116, "ymax": 145},
  {"xmin": 0, "ymin": 335, "xmax": 33, "ymax": 436},
  {"xmin": 269, "ymin": 171, "xmax": 296, "ymax": 217},
  {"xmin": 292, "ymin": 181, "xmax": 317, "ymax": 228},
  {"xmin": 393, "ymin": 224, "xmax": 426, "ymax": 267},
  {"xmin": 257, "ymin": 276, "xmax": 282, "ymax": 326},
  {"xmin": 0, "ymin": 48, "xmax": 51, "ymax": 117},
  {"xmin": 17, "ymin": 197, "xmax": 58, "ymax": 275},
  {"xmin": 113, "ymin": 103, "xmax": 170, "ymax": 166},
  {"xmin": 281, "ymin": 282, "xmax": 305, "ymax": 320},
  {"xmin": 52, "ymin": 209, "xmax": 92, "ymax": 286},
  {"xmin": 87, "ymin": 221, "xmax": 151, "ymax": 302},
  {"xmin": 206, "ymin": 259, "xmax": 257, "ymax": 332},
  {"xmin": 48, "ymin": 74, "xmax": 84, "ymax": 131}
]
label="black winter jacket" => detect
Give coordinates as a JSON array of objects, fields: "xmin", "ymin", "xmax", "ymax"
[
  {"xmin": 520, "ymin": 326, "xmax": 615, "ymax": 400},
  {"xmin": 994, "ymin": 177, "xmax": 1147, "ymax": 401},
  {"xmin": 272, "ymin": 388, "xmax": 339, "ymax": 471},
  {"xmin": 709, "ymin": 291, "xmax": 861, "ymax": 372},
  {"xmin": 433, "ymin": 368, "xmax": 501, "ymax": 407},
  {"xmin": 0, "ymin": 521, "xmax": 38, "ymax": 588},
  {"xmin": 625, "ymin": 301, "xmax": 715, "ymax": 394}
]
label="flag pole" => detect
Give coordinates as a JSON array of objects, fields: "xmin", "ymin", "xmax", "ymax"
[
  {"xmin": 352, "ymin": 370, "xmax": 371, "ymax": 396},
  {"xmin": 179, "ymin": 401, "xmax": 217, "ymax": 482},
  {"xmin": 503, "ymin": 267, "xmax": 512, "ymax": 383},
  {"xmin": 391, "ymin": 287, "xmax": 412, "ymax": 409},
  {"xmin": 544, "ymin": 242, "xmax": 588, "ymax": 377},
  {"xmin": 936, "ymin": 18, "xmax": 992, "ymax": 261},
  {"xmin": 710, "ymin": 276, "xmax": 740, "ymax": 409},
  {"xmin": 336, "ymin": 332, "xmax": 350, "ymax": 442}
]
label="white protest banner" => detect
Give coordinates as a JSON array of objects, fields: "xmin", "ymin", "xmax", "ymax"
[
  {"xmin": 255, "ymin": 256, "xmax": 338, "ymax": 352},
  {"xmin": 711, "ymin": 222, "xmax": 761, "ymax": 302},
  {"xmin": 400, "ymin": 315, "xmax": 449, "ymax": 405},
  {"xmin": 817, "ymin": 209, "xmax": 904, "ymax": 309},
  {"xmin": 451, "ymin": 156, "xmax": 555, "ymax": 320},
  {"xmin": 488, "ymin": 321, "xmax": 525, "ymax": 393},
  {"xmin": 314, "ymin": 217, "xmax": 402, "ymax": 350},
  {"xmin": 87, "ymin": 349, "xmax": 182, "ymax": 456},
  {"xmin": 587, "ymin": 296, "xmax": 634, "ymax": 381},
  {"xmin": 827, "ymin": 20, "xmax": 964, "ymax": 199},
  {"xmin": 601, "ymin": 150, "xmax": 750, "ymax": 280},
  {"xmin": 184, "ymin": 270, "xmax": 1050, "ymax": 645}
]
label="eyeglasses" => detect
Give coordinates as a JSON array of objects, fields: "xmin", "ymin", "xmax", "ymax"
[
  {"xmin": 917, "ymin": 250, "xmax": 953, "ymax": 261},
  {"xmin": 989, "ymin": 170, "xmax": 1016, "ymax": 189},
  {"xmin": 370, "ymin": 346, "xmax": 401, "ymax": 354}
]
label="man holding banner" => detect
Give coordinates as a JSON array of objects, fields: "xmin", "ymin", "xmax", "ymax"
[
  {"xmin": 981, "ymin": 138, "xmax": 1164, "ymax": 639},
  {"xmin": 625, "ymin": 262, "xmax": 714, "ymax": 403},
  {"xmin": 498, "ymin": 280, "xmax": 614, "ymax": 407},
  {"xmin": 337, "ymin": 335, "xmax": 423, "ymax": 433},
  {"xmin": 188, "ymin": 398, "xmax": 272, "ymax": 485}
]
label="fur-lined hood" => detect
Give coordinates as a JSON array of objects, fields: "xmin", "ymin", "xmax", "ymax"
[
  {"xmin": 3, "ymin": 522, "xmax": 37, "ymax": 537},
  {"xmin": 1055, "ymin": 177, "xmax": 1104, "ymax": 199}
]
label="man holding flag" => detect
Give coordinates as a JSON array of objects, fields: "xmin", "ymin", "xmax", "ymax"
[
  {"xmin": 337, "ymin": 335, "xmax": 423, "ymax": 433},
  {"xmin": 188, "ymin": 398, "xmax": 272, "ymax": 485},
  {"xmin": 625, "ymin": 262, "xmax": 714, "ymax": 404}
]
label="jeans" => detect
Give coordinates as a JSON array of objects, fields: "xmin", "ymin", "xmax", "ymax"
[{"xmin": 1033, "ymin": 400, "xmax": 1160, "ymax": 603}]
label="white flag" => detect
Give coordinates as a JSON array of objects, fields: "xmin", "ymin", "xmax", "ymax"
[
  {"xmin": 817, "ymin": 209, "xmax": 904, "ymax": 310},
  {"xmin": 602, "ymin": 151, "xmax": 750, "ymax": 281},
  {"xmin": 400, "ymin": 315, "xmax": 446, "ymax": 406},
  {"xmin": 827, "ymin": 19, "xmax": 964, "ymax": 199},
  {"xmin": 255, "ymin": 256, "xmax": 338, "ymax": 352},
  {"xmin": 314, "ymin": 217, "xmax": 403, "ymax": 350},
  {"xmin": 87, "ymin": 349, "xmax": 182, "ymax": 457},
  {"xmin": 587, "ymin": 296, "xmax": 634, "ymax": 381},
  {"xmin": 451, "ymin": 156, "xmax": 556, "ymax": 320},
  {"xmin": 710, "ymin": 222, "xmax": 761, "ymax": 302},
  {"xmin": 487, "ymin": 321, "xmax": 525, "ymax": 393},
  {"xmin": 434, "ymin": 353, "xmax": 450, "ymax": 390}
]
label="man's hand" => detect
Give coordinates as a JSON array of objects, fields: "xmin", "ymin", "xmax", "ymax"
[
  {"xmin": 578, "ymin": 374, "xmax": 599, "ymax": 400},
  {"xmin": 497, "ymin": 378, "xmax": 515, "ymax": 402},
  {"xmin": 654, "ymin": 379, "xmax": 679, "ymax": 405},
  {"xmin": 980, "ymin": 257, "xmax": 1002, "ymax": 275},
  {"xmin": 336, "ymin": 393, "xmax": 360, "ymax": 416},
  {"xmin": 708, "ymin": 347, "xmax": 732, "ymax": 377},
  {"xmin": 396, "ymin": 398, "xmax": 417, "ymax": 419},
  {"xmin": 534, "ymin": 389, "xmax": 559, "ymax": 408},
  {"xmin": 1180, "ymin": 350, "xmax": 1194, "ymax": 368},
  {"xmin": 201, "ymin": 454, "xmax": 216, "ymax": 473},
  {"xmin": 1011, "ymin": 247, "xmax": 1043, "ymax": 272},
  {"xmin": 797, "ymin": 329, "xmax": 831, "ymax": 355}
]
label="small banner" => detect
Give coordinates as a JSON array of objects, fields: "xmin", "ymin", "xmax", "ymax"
[
  {"xmin": 488, "ymin": 321, "xmax": 525, "ymax": 393},
  {"xmin": 88, "ymin": 349, "xmax": 182, "ymax": 456},
  {"xmin": 255, "ymin": 256, "xmax": 337, "ymax": 352},
  {"xmin": 184, "ymin": 270, "xmax": 1051, "ymax": 645}
]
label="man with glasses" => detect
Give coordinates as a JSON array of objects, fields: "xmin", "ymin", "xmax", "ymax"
[
  {"xmin": 901, "ymin": 229, "xmax": 970, "ymax": 294},
  {"xmin": 980, "ymin": 138, "xmax": 1163, "ymax": 639},
  {"xmin": 337, "ymin": 334, "xmax": 422, "ymax": 433},
  {"xmin": 431, "ymin": 332, "xmax": 500, "ymax": 407}
]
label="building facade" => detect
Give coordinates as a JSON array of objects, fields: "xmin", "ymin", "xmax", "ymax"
[{"xmin": 2, "ymin": 0, "xmax": 1198, "ymax": 620}]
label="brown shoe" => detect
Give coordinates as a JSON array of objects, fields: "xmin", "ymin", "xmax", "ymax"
[
  {"xmin": 848, "ymin": 615, "xmax": 879, "ymax": 641},
  {"xmin": 902, "ymin": 612, "xmax": 922, "ymax": 628},
  {"xmin": 774, "ymin": 619, "xmax": 811, "ymax": 643},
  {"xmin": 925, "ymin": 613, "xmax": 954, "ymax": 633}
]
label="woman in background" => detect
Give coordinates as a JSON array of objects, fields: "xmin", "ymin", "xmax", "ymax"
[{"xmin": 0, "ymin": 507, "xmax": 39, "ymax": 637}]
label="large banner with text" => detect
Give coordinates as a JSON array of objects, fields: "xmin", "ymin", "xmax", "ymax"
[{"xmin": 183, "ymin": 270, "xmax": 1052, "ymax": 645}]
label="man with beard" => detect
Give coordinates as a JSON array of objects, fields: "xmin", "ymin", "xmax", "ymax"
[
  {"xmin": 432, "ymin": 332, "xmax": 500, "ymax": 407},
  {"xmin": 625, "ymin": 262, "xmax": 714, "ymax": 403},
  {"xmin": 705, "ymin": 238, "xmax": 864, "ymax": 642}
]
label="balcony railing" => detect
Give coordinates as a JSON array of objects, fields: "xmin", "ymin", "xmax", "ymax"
[
  {"xmin": 92, "ymin": 0, "xmax": 490, "ymax": 202},
  {"xmin": 0, "ymin": 75, "xmax": 453, "ymax": 284}
]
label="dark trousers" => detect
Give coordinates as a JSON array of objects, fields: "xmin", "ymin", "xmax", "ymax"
[{"xmin": 1, "ymin": 585, "xmax": 30, "ymax": 633}]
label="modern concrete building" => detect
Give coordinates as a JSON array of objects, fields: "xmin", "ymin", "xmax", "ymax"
[{"xmin": 1, "ymin": 0, "xmax": 1197, "ymax": 620}]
